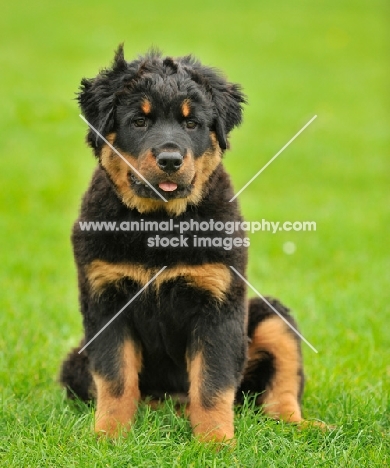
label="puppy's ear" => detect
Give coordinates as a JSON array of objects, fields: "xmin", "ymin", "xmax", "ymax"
[
  {"xmin": 181, "ymin": 59, "xmax": 246, "ymax": 151},
  {"xmin": 78, "ymin": 44, "xmax": 129, "ymax": 155},
  {"xmin": 211, "ymin": 81, "xmax": 246, "ymax": 150}
]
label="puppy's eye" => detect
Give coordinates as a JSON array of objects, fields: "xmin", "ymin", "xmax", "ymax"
[
  {"xmin": 185, "ymin": 119, "xmax": 198, "ymax": 129},
  {"xmin": 133, "ymin": 118, "xmax": 147, "ymax": 127}
]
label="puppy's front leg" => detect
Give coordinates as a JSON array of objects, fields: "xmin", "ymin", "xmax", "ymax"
[
  {"xmin": 89, "ymin": 336, "xmax": 142, "ymax": 437},
  {"xmin": 187, "ymin": 317, "xmax": 247, "ymax": 443}
]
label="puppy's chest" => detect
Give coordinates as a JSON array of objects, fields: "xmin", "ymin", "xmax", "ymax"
[
  {"xmin": 82, "ymin": 221, "xmax": 240, "ymax": 269},
  {"xmin": 130, "ymin": 293, "xmax": 191, "ymax": 363}
]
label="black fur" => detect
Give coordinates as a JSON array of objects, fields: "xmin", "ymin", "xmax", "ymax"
[{"xmin": 79, "ymin": 44, "xmax": 245, "ymax": 154}]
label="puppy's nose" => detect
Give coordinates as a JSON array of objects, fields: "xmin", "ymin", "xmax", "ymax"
[{"xmin": 156, "ymin": 152, "xmax": 183, "ymax": 173}]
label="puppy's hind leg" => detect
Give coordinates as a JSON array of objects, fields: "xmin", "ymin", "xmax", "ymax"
[
  {"xmin": 59, "ymin": 341, "xmax": 95, "ymax": 402},
  {"xmin": 238, "ymin": 297, "xmax": 304, "ymax": 423}
]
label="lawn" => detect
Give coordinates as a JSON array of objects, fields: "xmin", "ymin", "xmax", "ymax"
[{"xmin": 0, "ymin": 0, "xmax": 389, "ymax": 466}]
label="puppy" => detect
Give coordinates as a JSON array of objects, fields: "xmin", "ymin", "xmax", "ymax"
[{"xmin": 60, "ymin": 45, "xmax": 305, "ymax": 442}]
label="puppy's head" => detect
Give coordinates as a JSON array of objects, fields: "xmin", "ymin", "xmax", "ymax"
[{"xmin": 78, "ymin": 44, "xmax": 246, "ymax": 216}]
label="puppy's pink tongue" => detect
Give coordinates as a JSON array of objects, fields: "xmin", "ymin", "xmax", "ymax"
[{"xmin": 159, "ymin": 183, "xmax": 177, "ymax": 192}]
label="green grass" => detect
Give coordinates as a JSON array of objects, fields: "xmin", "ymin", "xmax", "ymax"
[{"xmin": 0, "ymin": 0, "xmax": 389, "ymax": 466}]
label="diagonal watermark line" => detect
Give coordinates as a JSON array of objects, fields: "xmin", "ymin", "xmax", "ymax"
[
  {"xmin": 229, "ymin": 266, "xmax": 318, "ymax": 353},
  {"xmin": 78, "ymin": 266, "xmax": 167, "ymax": 354},
  {"xmin": 229, "ymin": 115, "xmax": 317, "ymax": 202},
  {"xmin": 79, "ymin": 114, "xmax": 168, "ymax": 203}
]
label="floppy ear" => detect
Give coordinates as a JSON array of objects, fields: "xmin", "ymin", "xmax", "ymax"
[
  {"xmin": 210, "ymin": 81, "xmax": 246, "ymax": 150},
  {"xmin": 181, "ymin": 59, "xmax": 246, "ymax": 151},
  {"xmin": 78, "ymin": 44, "xmax": 129, "ymax": 155}
]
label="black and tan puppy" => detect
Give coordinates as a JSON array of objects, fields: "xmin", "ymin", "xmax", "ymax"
[{"xmin": 60, "ymin": 45, "xmax": 305, "ymax": 442}]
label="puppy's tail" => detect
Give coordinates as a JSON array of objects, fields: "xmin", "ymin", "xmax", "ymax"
[{"xmin": 59, "ymin": 341, "xmax": 94, "ymax": 402}]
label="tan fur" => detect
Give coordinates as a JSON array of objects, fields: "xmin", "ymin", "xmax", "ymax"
[
  {"xmin": 156, "ymin": 263, "xmax": 231, "ymax": 301},
  {"xmin": 141, "ymin": 99, "xmax": 152, "ymax": 114},
  {"xmin": 187, "ymin": 132, "xmax": 222, "ymax": 207},
  {"xmin": 87, "ymin": 260, "xmax": 231, "ymax": 302},
  {"xmin": 188, "ymin": 353, "xmax": 235, "ymax": 442},
  {"xmin": 94, "ymin": 340, "xmax": 142, "ymax": 436},
  {"xmin": 181, "ymin": 99, "xmax": 191, "ymax": 117},
  {"xmin": 87, "ymin": 261, "xmax": 151, "ymax": 293},
  {"xmin": 99, "ymin": 132, "xmax": 222, "ymax": 216},
  {"xmin": 248, "ymin": 316, "xmax": 302, "ymax": 422}
]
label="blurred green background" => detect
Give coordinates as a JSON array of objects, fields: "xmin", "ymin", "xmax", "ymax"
[{"xmin": 0, "ymin": 0, "xmax": 388, "ymax": 465}]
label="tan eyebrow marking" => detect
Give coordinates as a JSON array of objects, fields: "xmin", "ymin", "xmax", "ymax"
[
  {"xmin": 141, "ymin": 99, "xmax": 152, "ymax": 114},
  {"xmin": 181, "ymin": 99, "xmax": 191, "ymax": 118}
]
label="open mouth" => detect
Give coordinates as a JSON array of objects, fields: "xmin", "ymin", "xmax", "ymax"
[{"xmin": 129, "ymin": 173, "xmax": 192, "ymax": 199}]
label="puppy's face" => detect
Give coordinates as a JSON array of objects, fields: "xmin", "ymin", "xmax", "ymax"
[
  {"xmin": 79, "ymin": 46, "xmax": 245, "ymax": 215},
  {"xmin": 113, "ymin": 81, "xmax": 214, "ymax": 201}
]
